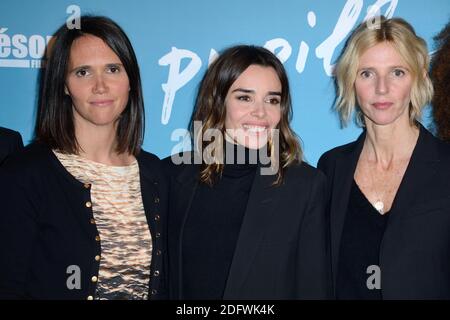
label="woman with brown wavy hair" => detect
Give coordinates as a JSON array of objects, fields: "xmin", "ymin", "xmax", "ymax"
[
  {"xmin": 431, "ymin": 21, "xmax": 450, "ymax": 142},
  {"xmin": 164, "ymin": 45, "xmax": 330, "ymax": 299}
]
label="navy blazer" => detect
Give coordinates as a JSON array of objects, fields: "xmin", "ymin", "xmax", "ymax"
[
  {"xmin": 164, "ymin": 155, "xmax": 331, "ymax": 299},
  {"xmin": 0, "ymin": 142, "xmax": 168, "ymax": 299},
  {"xmin": 318, "ymin": 124, "xmax": 450, "ymax": 299},
  {"xmin": 0, "ymin": 127, "xmax": 23, "ymax": 165}
]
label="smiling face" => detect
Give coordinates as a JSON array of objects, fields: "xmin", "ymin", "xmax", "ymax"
[
  {"xmin": 355, "ymin": 42, "xmax": 414, "ymax": 127},
  {"xmin": 224, "ymin": 64, "xmax": 282, "ymax": 149},
  {"xmin": 65, "ymin": 35, "xmax": 130, "ymax": 132}
]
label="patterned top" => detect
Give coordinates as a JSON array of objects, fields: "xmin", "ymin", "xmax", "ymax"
[{"xmin": 54, "ymin": 151, "xmax": 152, "ymax": 300}]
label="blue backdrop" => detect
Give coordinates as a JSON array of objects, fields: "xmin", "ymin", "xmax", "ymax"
[{"xmin": 0, "ymin": 0, "xmax": 449, "ymax": 165}]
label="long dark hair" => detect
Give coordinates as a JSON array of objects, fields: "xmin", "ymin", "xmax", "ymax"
[
  {"xmin": 189, "ymin": 45, "xmax": 302, "ymax": 186},
  {"xmin": 431, "ymin": 21, "xmax": 450, "ymax": 142},
  {"xmin": 36, "ymin": 15, "xmax": 145, "ymax": 156}
]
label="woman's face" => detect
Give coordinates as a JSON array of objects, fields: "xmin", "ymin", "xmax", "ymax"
[
  {"xmin": 65, "ymin": 35, "xmax": 130, "ymax": 131},
  {"xmin": 355, "ymin": 42, "xmax": 414, "ymax": 127},
  {"xmin": 224, "ymin": 64, "xmax": 282, "ymax": 149}
]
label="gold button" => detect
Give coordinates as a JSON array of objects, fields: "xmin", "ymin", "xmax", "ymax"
[
  {"xmin": 155, "ymin": 232, "xmax": 161, "ymax": 238},
  {"xmin": 154, "ymin": 214, "xmax": 160, "ymax": 221},
  {"xmin": 95, "ymin": 235, "xmax": 100, "ymax": 242},
  {"xmin": 95, "ymin": 255, "xmax": 101, "ymax": 261},
  {"xmin": 90, "ymin": 218, "xmax": 95, "ymax": 224},
  {"xmin": 91, "ymin": 276, "xmax": 98, "ymax": 283},
  {"xmin": 154, "ymin": 197, "xmax": 160, "ymax": 203},
  {"xmin": 85, "ymin": 201, "xmax": 92, "ymax": 208},
  {"xmin": 156, "ymin": 250, "xmax": 162, "ymax": 256},
  {"xmin": 151, "ymin": 289, "xmax": 157, "ymax": 295},
  {"xmin": 154, "ymin": 270, "xmax": 160, "ymax": 277},
  {"xmin": 84, "ymin": 183, "xmax": 91, "ymax": 189},
  {"xmin": 87, "ymin": 295, "xmax": 93, "ymax": 300}
]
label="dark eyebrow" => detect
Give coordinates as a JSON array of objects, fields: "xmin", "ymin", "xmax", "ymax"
[
  {"xmin": 231, "ymin": 88, "xmax": 281, "ymax": 96},
  {"xmin": 69, "ymin": 63, "xmax": 123, "ymax": 73},
  {"xmin": 231, "ymin": 88, "xmax": 254, "ymax": 94},
  {"xmin": 69, "ymin": 65, "xmax": 90, "ymax": 72},
  {"xmin": 106, "ymin": 63, "xmax": 123, "ymax": 68}
]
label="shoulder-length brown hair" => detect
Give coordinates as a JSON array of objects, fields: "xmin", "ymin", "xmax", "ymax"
[
  {"xmin": 189, "ymin": 45, "xmax": 302, "ymax": 186},
  {"xmin": 431, "ymin": 21, "xmax": 450, "ymax": 142},
  {"xmin": 35, "ymin": 15, "xmax": 144, "ymax": 156}
]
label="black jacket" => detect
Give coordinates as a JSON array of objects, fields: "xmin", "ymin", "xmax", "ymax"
[
  {"xmin": 318, "ymin": 124, "xmax": 450, "ymax": 299},
  {"xmin": 0, "ymin": 127, "xmax": 23, "ymax": 165},
  {"xmin": 164, "ymin": 155, "xmax": 331, "ymax": 299},
  {"xmin": 0, "ymin": 142, "xmax": 167, "ymax": 300}
]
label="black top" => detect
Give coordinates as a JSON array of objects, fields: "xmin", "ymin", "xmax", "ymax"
[
  {"xmin": 318, "ymin": 124, "xmax": 450, "ymax": 299},
  {"xmin": 182, "ymin": 143, "xmax": 258, "ymax": 299},
  {"xmin": 0, "ymin": 127, "xmax": 23, "ymax": 165},
  {"xmin": 165, "ymin": 149, "xmax": 330, "ymax": 299},
  {"xmin": 337, "ymin": 180, "xmax": 389, "ymax": 300},
  {"xmin": 0, "ymin": 142, "xmax": 168, "ymax": 299}
]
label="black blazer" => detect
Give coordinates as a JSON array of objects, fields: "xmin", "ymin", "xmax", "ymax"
[
  {"xmin": 164, "ymin": 155, "xmax": 331, "ymax": 299},
  {"xmin": 318, "ymin": 124, "xmax": 450, "ymax": 299},
  {"xmin": 0, "ymin": 127, "xmax": 24, "ymax": 165},
  {"xmin": 0, "ymin": 142, "xmax": 167, "ymax": 300}
]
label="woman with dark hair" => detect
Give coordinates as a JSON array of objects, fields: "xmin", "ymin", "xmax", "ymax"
[
  {"xmin": 431, "ymin": 21, "xmax": 450, "ymax": 142},
  {"xmin": 0, "ymin": 127, "xmax": 23, "ymax": 165},
  {"xmin": 165, "ymin": 45, "xmax": 330, "ymax": 299},
  {"xmin": 0, "ymin": 16, "xmax": 167, "ymax": 300}
]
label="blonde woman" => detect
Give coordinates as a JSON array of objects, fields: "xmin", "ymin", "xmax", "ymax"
[{"xmin": 318, "ymin": 17, "xmax": 450, "ymax": 299}]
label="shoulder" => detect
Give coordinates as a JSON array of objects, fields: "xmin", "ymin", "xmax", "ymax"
[
  {"xmin": 0, "ymin": 127, "xmax": 23, "ymax": 152},
  {"xmin": 435, "ymin": 136, "xmax": 450, "ymax": 159},
  {"xmin": 0, "ymin": 143, "xmax": 57, "ymax": 193},
  {"xmin": 319, "ymin": 140, "xmax": 357, "ymax": 165},
  {"xmin": 162, "ymin": 151, "xmax": 199, "ymax": 178},
  {"xmin": 137, "ymin": 149, "xmax": 161, "ymax": 166},
  {"xmin": 1, "ymin": 142, "xmax": 52, "ymax": 174},
  {"xmin": 136, "ymin": 149, "xmax": 171, "ymax": 187},
  {"xmin": 284, "ymin": 161, "xmax": 326, "ymax": 186},
  {"xmin": 278, "ymin": 162, "xmax": 328, "ymax": 204},
  {"xmin": 417, "ymin": 125, "xmax": 450, "ymax": 162},
  {"xmin": 0, "ymin": 127, "xmax": 21, "ymax": 140},
  {"xmin": 317, "ymin": 137, "xmax": 362, "ymax": 176},
  {"xmin": 432, "ymin": 136, "xmax": 450, "ymax": 171}
]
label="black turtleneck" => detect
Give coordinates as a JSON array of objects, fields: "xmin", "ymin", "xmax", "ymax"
[{"xmin": 182, "ymin": 142, "xmax": 260, "ymax": 299}]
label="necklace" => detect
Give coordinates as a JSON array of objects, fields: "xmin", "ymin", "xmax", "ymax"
[
  {"xmin": 373, "ymin": 199, "xmax": 385, "ymax": 215},
  {"xmin": 368, "ymin": 163, "xmax": 386, "ymax": 215}
]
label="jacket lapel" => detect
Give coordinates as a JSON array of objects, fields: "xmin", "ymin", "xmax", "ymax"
[
  {"xmin": 136, "ymin": 155, "xmax": 158, "ymax": 228},
  {"xmin": 386, "ymin": 124, "xmax": 440, "ymax": 222},
  {"xmin": 173, "ymin": 163, "xmax": 199, "ymax": 299},
  {"xmin": 223, "ymin": 166, "xmax": 280, "ymax": 298},
  {"xmin": 330, "ymin": 131, "xmax": 365, "ymax": 289}
]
